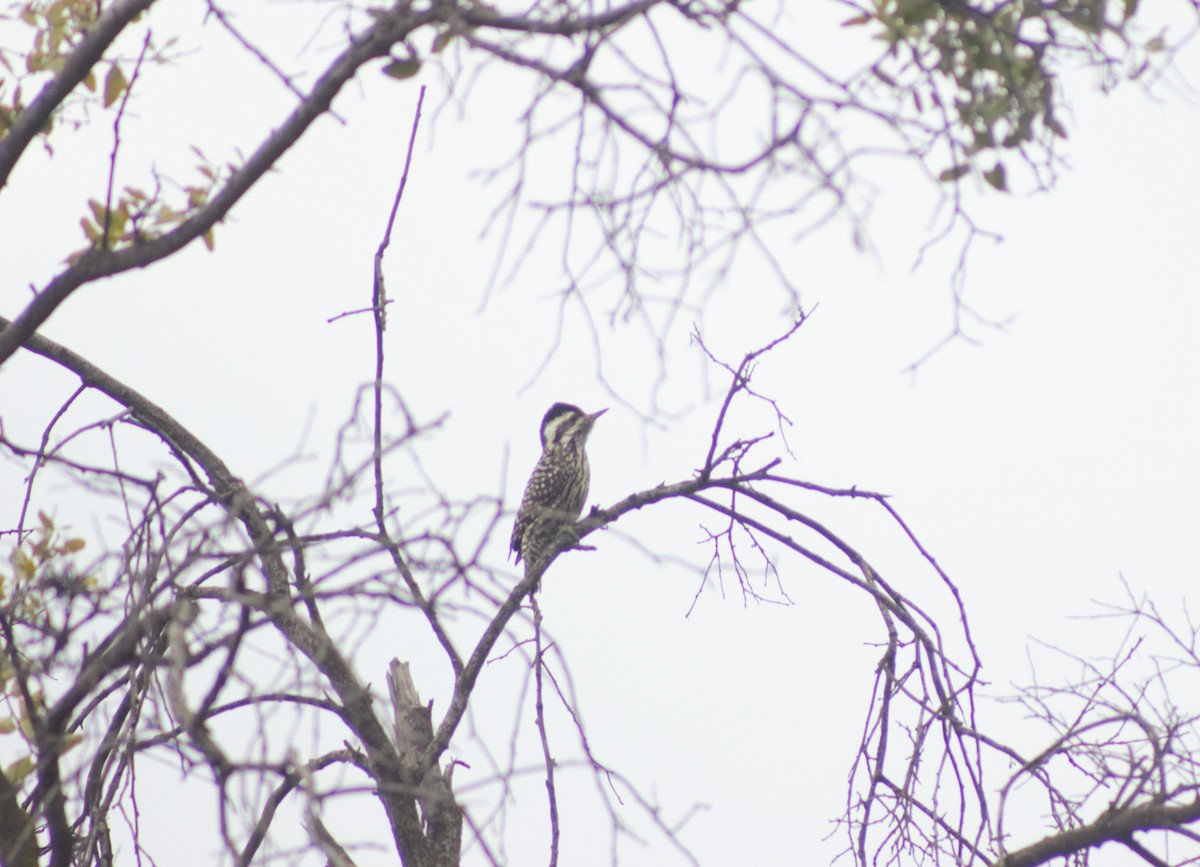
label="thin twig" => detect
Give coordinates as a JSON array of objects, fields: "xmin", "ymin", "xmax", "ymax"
[
  {"xmin": 102, "ymin": 31, "xmax": 152, "ymax": 246},
  {"xmin": 531, "ymin": 596, "xmax": 561, "ymax": 867}
]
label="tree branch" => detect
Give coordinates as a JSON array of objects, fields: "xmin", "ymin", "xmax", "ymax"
[
  {"xmin": 0, "ymin": 0, "xmax": 155, "ymax": 192},
  {"xmin": 993, "ymin": 798, "xmax": 1200, "ymax": 867},
  {"xmin": 0, "ymin": 2, "xmax": 433, "ymax": 366}
]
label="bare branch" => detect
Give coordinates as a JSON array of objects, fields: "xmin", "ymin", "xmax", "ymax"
[
  {"xmin": 0, "ymin": 0, "xmax": 154, "ymax": 192},
  {"xmin": 0, "ymin": 2, "xmax": 435, "ymax": 365}
]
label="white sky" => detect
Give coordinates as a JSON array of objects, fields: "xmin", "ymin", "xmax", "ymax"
[{"xmin": 2, "ymin": 2, "xmax": 1200, "ymax": 865}]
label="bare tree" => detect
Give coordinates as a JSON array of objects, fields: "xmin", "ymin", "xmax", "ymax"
[
  {"xmin": 7, "ymin": 299, "xmax": 1200, "ymax": 866},
  {"xmin": 3, "ymin": 0, "xmax": 1200, "ymax": 865},
  {"xmin": 0, "ymin": 0, "xmax": 1190, "ymax": 361}
]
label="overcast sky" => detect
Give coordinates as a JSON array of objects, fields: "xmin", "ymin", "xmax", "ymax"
[{"xmin": 3, "ymin": 3, "xmax": 1200, "ymax": 865}]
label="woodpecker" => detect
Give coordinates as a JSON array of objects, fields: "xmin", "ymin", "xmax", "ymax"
[{"xmin": 511, "ymin": 403, "xmax": 606, "ymax": 576}]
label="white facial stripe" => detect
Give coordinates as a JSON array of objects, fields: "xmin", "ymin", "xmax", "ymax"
[{"xmin": 542, "ymin": 412, "xmax": 576, "ymax": 447}]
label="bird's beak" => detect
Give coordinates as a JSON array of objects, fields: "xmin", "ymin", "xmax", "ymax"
[{"xmin": 589, "ymin": 408, "xmax": 608, "ymax": 421}]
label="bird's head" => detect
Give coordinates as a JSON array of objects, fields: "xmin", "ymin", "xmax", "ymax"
[{"xmin": 539, "ymin": 402, "xmax": 607, "ymax": 449}]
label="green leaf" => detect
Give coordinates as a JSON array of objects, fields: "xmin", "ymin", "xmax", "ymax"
[
  {"xmin": 103, "ymin": 62, "xmax": 126, "ymax": 108},
  {"xmin": 983, "ymin": 163, "xmax": 1007, "ymax": 191},
  {"xmin": 5, "ymin": 756, "xmax": 34, "ymax": 784},
  {"xmin": 1044, "ymin": 115, "xmax": 1068, "ymax": 139},
  {"xmin": 937, "ymin": 164, "xmax": 970, "ymax": 183},
  {"xmin": 383, "ymin": 57, "xmax": 422, "ymax": 80},
  {"xmin": 108, "ymin": 205, "xmax": 128, "ymax": 240},
  {"xmin": 10, "ymin": 549, "xmax": 35, "ymax": 581}
]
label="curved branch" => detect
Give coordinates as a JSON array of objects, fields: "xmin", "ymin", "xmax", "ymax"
[
  {"xmin": 0, "ymin": 3, "xmax": 433, "ymax": 367},
  {"xmin": 0, "ymin": 315, "xmax": 424, "ymax": 857},
  {"xmin": 0, "ymin": 0, "xmax": 156, "ymax": 192},
  {"xmin": 993, "ymin": 797, "xmax": 1200, "ymax": 867},
  {"xmin": 419, "ymin": 462, "xmax": 777, "ymax": 774},
  {"xmin": 239, "ymin": 750, "xmax": 363, "ymax": 867}
]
